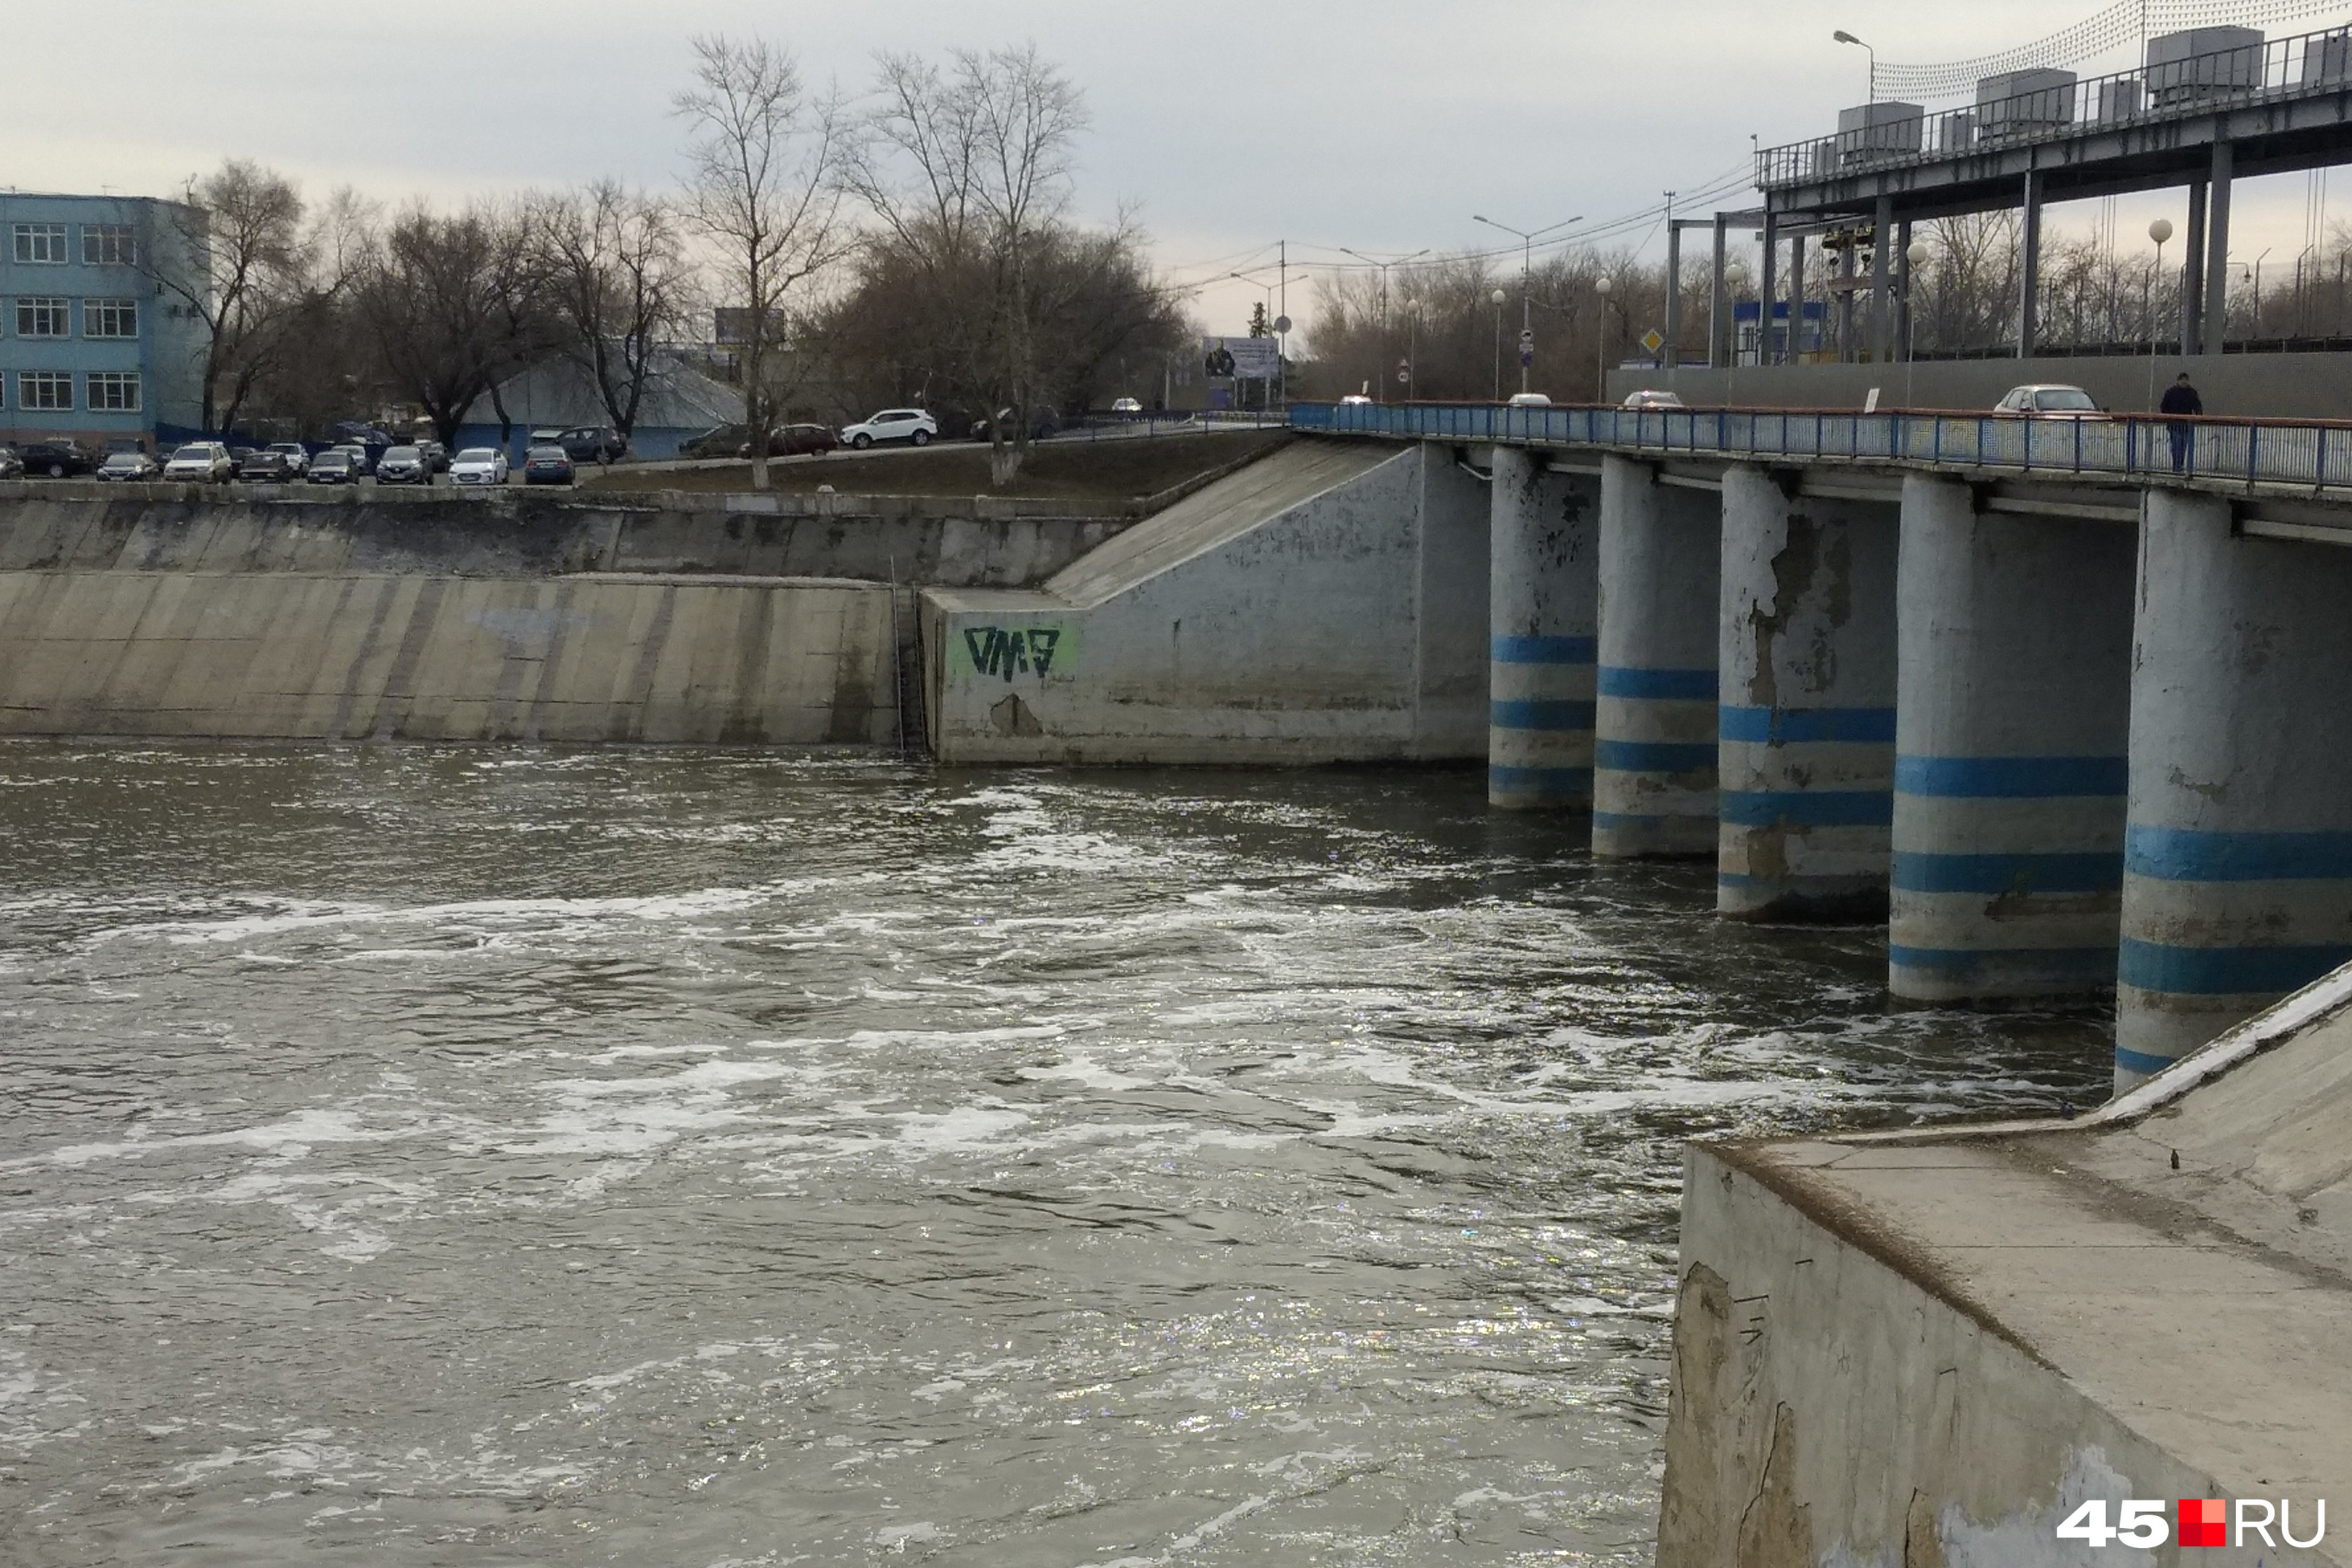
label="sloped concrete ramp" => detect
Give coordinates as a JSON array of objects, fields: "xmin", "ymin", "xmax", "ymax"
[
  {"xmin": 1658, "ymin": 969, "xmax": 2352, "ymax": 1565},
  {"xmin": 920, "ymin": 438, "xmax": 1490, "ymax": 763}
]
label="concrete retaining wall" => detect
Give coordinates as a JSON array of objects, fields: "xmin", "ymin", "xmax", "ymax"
[
  {"xmin": 919, "ymin": 440, "xmax": 1489, "ymax": 765},
  {"xmin": 0, "ymin": 571, "xmax": 896, "ymax": 744}
]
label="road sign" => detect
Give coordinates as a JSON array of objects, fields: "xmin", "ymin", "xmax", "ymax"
[
  {"xmin": 1519, "ymin": 349, "xmax": 1534, "ymax": 368},
  {"xmin": 1640, "ymin": 329, "xmax": 1665, "ymax": 355},
  {"xmin": 1396, "ymin": 364, "xmax": 1411, "ymax": 383},
  {"xmin": 1519, "ymin": 328, "xmax": 1535, "ymax": 349}
]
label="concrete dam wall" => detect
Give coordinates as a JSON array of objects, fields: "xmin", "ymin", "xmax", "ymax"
[{"xmin": 0, "ymin": 487, "xmax": 1140, "ymax": 746}]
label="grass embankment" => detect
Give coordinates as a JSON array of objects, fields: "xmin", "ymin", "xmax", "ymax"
[{"xmin": 583, "ymin": 430, "xmax": 1288, "ymax": 503}]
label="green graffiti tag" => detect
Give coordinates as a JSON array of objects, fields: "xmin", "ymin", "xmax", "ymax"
[{"xmin": 960, "ymin": 625, "xmax": 1068, "ymax": 682}]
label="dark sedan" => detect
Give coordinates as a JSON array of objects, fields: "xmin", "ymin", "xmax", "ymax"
[
  {"xmin": 677, "ymin": 425, "xmax": 744, "ymax": 460},
  {"xmin": 522, "ymin": 445, "xmax": 575, "ymax": 486},
  {"xmin": 19, "ymin": 440, "xmax": 95, "ymax": 478},
  {"xmin": 740, "ymin": 423, "xmax": 838, "ymax": 457},
  {"xmin": 305, "ymin": 450, "xmax": 361, "ymax": 485},
  {"xmin": 236, "ymin": 449, "xmax": 297, "ymax": 482},
  {"xmin": 374, "ymin": 446, "xmax": 430, "ymax": 485}
]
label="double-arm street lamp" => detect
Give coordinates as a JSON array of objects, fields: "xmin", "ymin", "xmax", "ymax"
[
  {"xmin": 1471, "ymin": 212, "xmax": 1582, "ymax": 394},
  {"xmin": 1338, "ymin": 246, "xmax": 1431, "ymax": 402}
]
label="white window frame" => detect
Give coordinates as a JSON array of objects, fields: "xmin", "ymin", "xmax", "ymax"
[
  {"xmin": 12, "ymin": 224, "xmax": 68, "ymax": 264},
  {"xmin": 82, "ymin": 225, "xmax": 136, "ymax": 266},
  {"xmin": 86, "ymin": 372, "xmax": 141, "ymax": 412},
  {"xmin": 19, "ymin": 371, "xmax": 74, "ymax": 411},
  {"xmin": 15, "ymin": 297, "xmax": 70, "ymax": 338},
  {"xmin": 83, "ymin": 298, "xmax": 138, "ymax": 339}
]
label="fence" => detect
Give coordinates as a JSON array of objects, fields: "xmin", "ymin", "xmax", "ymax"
[{"xmin": 1290, "ymin": 400, "xmax": 2352, "ymax": 491}]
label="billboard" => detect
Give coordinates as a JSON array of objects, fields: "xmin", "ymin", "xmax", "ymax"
[{"xmin": 1202, "ymin": 336, "xmax": 1281, "ymax": 381}]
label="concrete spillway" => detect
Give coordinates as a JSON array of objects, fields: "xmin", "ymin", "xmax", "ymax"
[
  {"xmin": 922, "ymin": 439, "xmax": 1491, "ymax": 764},
  {"xmin": 1659, "ymin": 969, "xmax": 2352, "ymax": 1565}
]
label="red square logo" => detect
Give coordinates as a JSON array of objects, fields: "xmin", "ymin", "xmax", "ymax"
[{"xmin": 2179, "ymin": 1498, "xmax": 2227, "ymax": 1548}]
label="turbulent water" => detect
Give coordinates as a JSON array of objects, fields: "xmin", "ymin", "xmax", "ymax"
[{"xmin": 0, "ymin": 747, "xmax": 2111, "ymax": 1567}]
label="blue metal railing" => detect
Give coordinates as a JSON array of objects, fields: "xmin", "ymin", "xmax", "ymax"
[{"xmin": 1288, "ymin": 401, "xmax": 2352, "ymax": 492}]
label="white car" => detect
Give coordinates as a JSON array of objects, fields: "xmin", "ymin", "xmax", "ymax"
[
  {"xmin": 163, "ymin": 441, "xmax": 232, "ymax": 483},
  {"xmin": 448, "ymin": 447, "xmax": 509, "ymax": 486},
  {"xmin": 1506, "ymin": 392, "xmax": 1553, "ymax": 408},
  {"xmin": 266, "ymin": 441, "xmax": 309, "ymax": 475},
  {"xmin": 1995, "ymin": 384, "xmax": 2107, "ymax": 420},
  {"xmin": 840, "ymin": 408, "xmax": 937, "ymax": 449},
  {"xmin": 1110, "ymin": 396, "xmax": 1143, "ymax": 415},
  {"xmin": 1622, "ymin": 389, "xmax": 1685, "ymax": 409}
]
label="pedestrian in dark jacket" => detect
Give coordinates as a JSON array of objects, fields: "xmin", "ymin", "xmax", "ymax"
[{"xmin": 2159, "ymin": 373, "xmax": 2203, "ymax": 472}]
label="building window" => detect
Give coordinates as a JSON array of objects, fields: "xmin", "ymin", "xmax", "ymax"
[
  {"xmin": 87, "ymin": 372, "xmax": 141, "ymax": 412},
  {"xmin": 82, "ymin": 225, "xmax": 137, "ymax": 266},
  {"xmin": 19, "ymin": 372, "xmax": 74, "ymax": 411},
  {"xmin": 15, "ymin": 297, "xmax": 69, "ymax": 337},
  {"xmin": 84, "ymin": 299, "xmax": 138, "ymax": 338},
  {"xmin": 12, "ymin": 224, "xmax": 68, "ymax": 264}
]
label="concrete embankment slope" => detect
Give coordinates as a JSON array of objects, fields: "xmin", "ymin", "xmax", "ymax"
[
  {"xmin": 920, "ymin": 439, "xmax": 1492, "ymax": 763},
  {"xmin": 0, "ymin": 485, "xmax": 1147, "ymax": 745},
  {"xmin": 1658, "ymin": 973, "xmax": 2352, "ymax": 1566}
]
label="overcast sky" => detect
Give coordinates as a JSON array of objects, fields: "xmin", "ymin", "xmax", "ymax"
[{"xmin": 16, "ymin": 1, "xmax": 2352, "ymax": 344}]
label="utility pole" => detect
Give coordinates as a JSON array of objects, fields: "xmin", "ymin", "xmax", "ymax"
[{"xmin": 1473, "ymin": 212, "xmax": 1581, "ymax": 395}]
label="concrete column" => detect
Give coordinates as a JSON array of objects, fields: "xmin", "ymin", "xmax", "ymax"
[
  {"xmin": 1717, "ymin": 466, "xmax": 1900, "ymax": 920},
  {"xmin": 1664, "ymin": 223, "xmax": 1683, "ymax": 369},
  {"xmin": 1709, "ymin": 213, "xmax": 1730, "ymax": 369},
  {"xmin": 2204, "ymin": 141, "xmax": 2234, "ymax": 350},
  {"xmin": 1594, "ymin": 456, "xmax": 1721, "ymax": 859},
  {"xmin": 2118, "ymin": 490, "xmax": 2352, "ymax": 1088},
  {"xmin": 1894, "ymin": 219, "xmax": 1914, "ymax": 363},
  {"xmin": 1759, "ymin": 213, "xmax": 1780, "ymax": 365},
  {"xmin": 2018, "ymin": 168, "xmax": 2043, "ymax": 359},
  {"xmin": 1789, "ymin": 232, "xmax": 1808, "ymax": 363},
  {"xmin": 1487, "ymin": 445, "xmax": 1599, "ymax": 808},
  {"xmin": 2183, "ymin": 178, "xmax": 2209, "ymax": 355},
  {"xmin": 1870, "ymin": 195, "xmax": 1893, "ymax": 363},
  {"xmin": 1889, "ymin": 474, "xmax": 2137, "ymax": 1001}
]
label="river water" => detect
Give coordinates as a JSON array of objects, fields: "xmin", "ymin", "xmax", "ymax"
[{"xmin": 0, "ymin": 747, "xmax": 2110, "ymax": 1567}]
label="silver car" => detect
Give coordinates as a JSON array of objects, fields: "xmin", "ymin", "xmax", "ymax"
[{"xmin": 163, "ymin": 442, "xmax": 232, "ymax": 483}]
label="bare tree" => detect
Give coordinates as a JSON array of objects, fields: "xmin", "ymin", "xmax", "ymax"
[
  {"xmin": 532, "ymin": 183, "xmax": 689, "ymax": 441},
  {"xmin": 144, "ymin": 160, "xmax": 317, "ymax": 435},
  {"xmin": 674, "ymin": 35, "xmax": 849, "ymax": 490},
  {"xmin": 849, "ymin": 45, "xmax": 1087, "ymax": 486},
  {"xmin": 356, "ymin": 206, "xmax": 546, "ymax": 447}
]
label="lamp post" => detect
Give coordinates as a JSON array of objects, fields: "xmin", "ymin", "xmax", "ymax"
[
  {"xmin": 2251, "ymin": 246, "xmax": 2273, "ymax": 337},
  {"xmin": 1904, "ymin": 238, "xmax": 1930, "ymax": 404},
  {"xmin": 1471, "ymin": 212, "xmax": 1582, "ymax": 395},
  {"xmin": 1491, "ymin": 288, "xmax": 1507, "ymax": 401},
  {"xmin": 1833, "ymin": 29, "xmax": 1875, "ymax": 102},
  {"xmin": 1401, "ymin": 296, "xmax": 1420, "ymax": 399},
  {"xmin": 2147, "ymin": 217, "xmax": 2173, "ymax": 407},
  {"xmin": 1339, "ymin": 246, "xmax": 1430, "ymax": 403},
  {"xmin": 1594, "ymin": 274, "xmax": 1614, "ymax": 400}
]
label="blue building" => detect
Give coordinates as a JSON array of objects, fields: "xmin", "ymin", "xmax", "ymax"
[{"xmin": 0, "ymin": 192, "xmax": 210, "ymax": 452}]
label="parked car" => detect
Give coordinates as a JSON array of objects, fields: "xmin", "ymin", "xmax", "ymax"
[
  {"xmin": 265, "ymin": 441, "xmax": 310, "ymax": 476},
  {"xmin": 95, "ymin": 450, "xmax": 160, "ymax": 481},
  {"xmin": 739, "ymin": 422, "xmax": 838, "ymax": 458},
  {"xmin": 968, "ymin": 406, "xmax": 1059, "ymax": 443},
  {"xmin": 305, "ymin": 449, "xmax": 361, "ymax": 485},
  {"xmin": 448, "ymin": 447, "xmax": 509, "ymax": 486},
  {"xmin": 678, "ymin": 424, "xmax": 746, "ymax": 460},
  {"xmin": 235, "ymin": 449, "xmax": 296, "ymax": 482},
  {"xmin": 1621, "ymin": 389, "xmax": 1684, "ymax": 408},
  {"xmin": 842, "ymin": 408, "xmax": 938, "ymax": 448},
  {"xmin": 0, "ymin": 447, "xmax": 23, "ymax": 480},
  {"xmin": 374, "ymin": 445, "xmax": 430, "ymax": 485},
  {"xmin": 1110, "ymin": 396, "xmax": 1144, "ymax": 415},
  {"xmin": 335, "ymin": 443, "xmax": 376, "ymax": 475},
  {"xmin": 1339, "ymin": 394, "xmax": 1373, "ymax": 406},
  {"xmin": 417, "ymin": 440, "xmax": 448, "ymax": 474},
  {"xmin": 1994, "ymin": 383, "xmax": 2107, "ymax": 419},
  {"xmin": 1506, "ymin": 392, "xmax": 1553, "ymax": 408},
  {"xmin": 522, "ymin": 445, "xmax": 576, "ymax": 486},
  {"xmin": 164, "ymin": 442, "xmax": 234, "ymax": 483},
  {"xmin": 553, "ymin": 425, "xmax": 627, "ymax": 464},
  {"xmin": 19, "ymin": 439, "xmax": 95, "ymax": 478}
]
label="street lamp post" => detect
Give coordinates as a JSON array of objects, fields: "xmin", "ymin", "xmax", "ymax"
[
  {"xmin": 1904, "ymin": 238, "xmax": 1930, "ymax": 405},
  {"xmin": 1339, "ymin": 247, "xmax": 1430, "ymax": 403},
  {"xmin": 1472, "ymin": 212, "xmax": 1582, "ymax": 395},
  {"xmin": 2147, "ymin": 217, "xmax": 2174, "ymax": 408},
  {"xmin": 1833, "ymin": 29, "xmax": 1875, "ymax": 102},
  {"xmin": 1594, "ymin": 274, "xmax": 1614, "ymax": 400},
  {"xmin": 1491, "ymin": 288, "xmax": 1506, "ymax": 401},
  {"xmin": 1401, "ymin": 296, "xmax": 1420, "ymax": 399}
]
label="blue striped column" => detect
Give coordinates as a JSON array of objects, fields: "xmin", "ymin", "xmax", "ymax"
[
  {"xmin": 1889, "ymin": 474, "xmax": 2136, "ymax": 1002},
  {"xmin": 1717, "ymin": 465, "xmax": 1899, "ymax": 921},
  {"xmin": 1594, "ymin": 454, "xmax": 1720, "ymax": 858},
  {"xmin": 1488, "ymin": 446, "xmax": 1599, "ymax": 809},
  {"xmin": 2118, "ymin": 488, "xmax": 2352, "ymax": 1088}
]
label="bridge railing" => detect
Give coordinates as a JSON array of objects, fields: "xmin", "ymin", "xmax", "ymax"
[{"xmin": 1288, "ymin": 401, "xmax": 2352, "ymax": 491}]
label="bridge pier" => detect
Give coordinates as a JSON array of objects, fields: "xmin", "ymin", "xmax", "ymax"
[
  {"xmin": 1486, "ymin": 446, "xmax": 1598, "ymax": 809},
  {"xmin": 1888, "ymin": 475, "xmax": 2135, "ymax": 1002},
  {"xmin": 1593, "ymin": 456, "xmax": 1720, "ymax": 858},
  {"xmin": 1716, "ymin": 466, "xmax": 1899, "ymax": 920},
  {"xmin": 2118, "ymin": 488, "xmax": 2352, "ymax": 1088}
]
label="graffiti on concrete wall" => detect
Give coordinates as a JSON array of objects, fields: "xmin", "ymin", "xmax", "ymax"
[{"xmin": 957, "ymin": 624, "xmax": 1074, "ymax": 682}]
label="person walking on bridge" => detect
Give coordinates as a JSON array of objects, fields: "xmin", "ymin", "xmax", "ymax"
[{"xmin": 2159, "ymin": 372, "xmax": 2203, "ymax": 474}]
